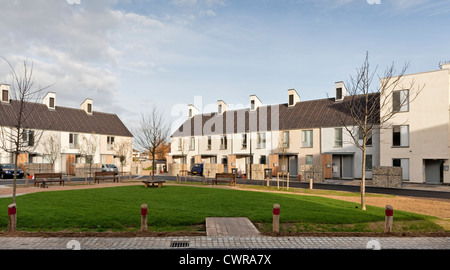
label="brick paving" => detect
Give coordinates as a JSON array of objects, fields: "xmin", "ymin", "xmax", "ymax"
[{"xmin": 0, "ymin": 236, "xmax": 448, "ymax": 250}]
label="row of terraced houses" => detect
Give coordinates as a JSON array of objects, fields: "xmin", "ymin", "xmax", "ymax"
[{"xmin": 169, "ymin": 63, "xmax": 450, "ymax": 185}]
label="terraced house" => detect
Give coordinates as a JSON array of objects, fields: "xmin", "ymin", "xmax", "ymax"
[
  {"xmin": 0, "ymin": 84, "xmax": 133, "ymax": 175},
  {"xmin": 169, "ymin": 85, "xmax": 380, "ymax": 181}
]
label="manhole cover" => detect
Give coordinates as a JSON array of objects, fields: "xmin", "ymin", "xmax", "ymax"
[{"xmin": 170, "ymin": 241, "xmax": 190, "ymax": 248}]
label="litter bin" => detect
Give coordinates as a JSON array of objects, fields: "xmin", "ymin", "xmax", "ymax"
[{"xmin": 264, "ymin": 168, "xmax": 272, "ymax": 179}]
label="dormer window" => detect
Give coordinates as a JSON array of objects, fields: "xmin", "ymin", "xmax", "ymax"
[
  {"xmin": 49, "ymin": 97, "xmax": 55, "ymax": 108},
  {"xmin": 218, "ymin": 104, "xmax": 222, "ymax": 114},
  {"xmin": 87, "ymin": 103, "xmax": 92, "ymax": 113},
  {"xmin": 251, "ymin": 100, "xmax": 255, "ymax": 110},
  {"xmin": 189, "ymin": 109, "xmax": 192, "ymax": 118},
  {"xmin": 2, "ymin": 90, "xmax": 8, "ymax": 102},
  {"xmin": 289, "ymin": 94, "xmax": 294, "ymax": 106},
  {"xmin": 336, "ymin": 88, "xmax": 342, "ymax": 100}
]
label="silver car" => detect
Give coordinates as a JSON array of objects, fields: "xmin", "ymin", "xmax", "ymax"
[{"xmin": 102, "ymin": 164, "xmax": 118, "ymax": 175}]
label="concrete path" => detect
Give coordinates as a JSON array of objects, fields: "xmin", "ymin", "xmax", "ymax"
[
  {"xmin": 0, "ymin": 236, "xmax": 448, "ymax": 250},
  {"xmin": 206, "ymin": 217, "xmax": 261, "ymax": 236}
]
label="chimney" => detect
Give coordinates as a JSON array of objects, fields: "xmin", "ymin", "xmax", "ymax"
[
  {"xmin": 188, "ymin": 104, "xmax": 199, "ymax": 118},
  {"xmin": 43, "ymin": 92, "xmax": 56, "ymax": 110},
  {"xmin": 81, "ymin": 98, "xmax": 93, "ymax": 115},
  {"xmin": 1, "ymin": 84, "xmax": 10, "ymax": 104},
  {"xmin": 250, "ymin": 95, "xmax": 261, "ymax": 111},
  {"xmin": 287, "ymin": 89, "xmax": 299, "ymax": 107},
  {"xmin": 335, "ymin": 81, "xmax": 347, "ymax": 102},
  {"xmin": 217, "ymin": 100, "xmax": 228, "ymax": 115}
]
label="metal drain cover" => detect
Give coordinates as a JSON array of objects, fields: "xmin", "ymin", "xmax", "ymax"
[{"xmin": 170, "ymin": 241, "xmax": 190, "ymax": 248}]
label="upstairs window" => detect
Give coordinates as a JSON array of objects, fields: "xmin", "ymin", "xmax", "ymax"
[
  {"xmin": 107, "ymin": 136, "xmax": 115, "ymax": 150},
  {"xmin": 2, "ymin": 90, "xmax": 9, "ymax": 102},
  {"xmin": 393, "ymin": 89, "xmax": 409, "ymax": 112},
  {"xmin": 22, "ymin": 130, "xmax": 34, "ymax": 147},
  {"xmin": 359, "ymin": 127, "xmax": 372, "ymax": 146},
  {"xmin": 220, "ymin": 135, "xmax": 227, "ymax": 150},
  {"xmin": 257, "ymin": 132, "xmax": 266, "ymax": 149},
  {"xmin": 241, "ymin": 134, "xmax": 247, "ymax": 149},
  {"xmin": 49, "ymin": 97, "xmax": 55, "ymax": 108},
  {"xmin": 336, "ymin": 87, "xmax": 342, "ymax": 100},
  {"xmin": 207, "ymin": 136, "xmax": 212, "ymax": 150},
  {"xmin": 289, "ymin": 94, "xmax": 294, "ymax": 106},
  {"xmin": 189, "ymin": 137, "xmax": 195, "ymax": 151},
  {"xmin": 334, "ymin": 128, "xmax": 343, "ymax": 147},
  {"xmin": 393, "ymin": 125, "xmax": 409, "ymax": 147},
  {"xmin": 282, "ymin": 131, "xmax": 289, "ymax": 149},
  {"xmin": 251, "ymin": 100, "xmax": 255, "ymax": 110},
  {"xmin": 302, "ymin": 130, "xmax": 313, "ymax": 148},
  {"xmin": 69, "ymin": 133, "xmax": 79, "ymax": 149}
]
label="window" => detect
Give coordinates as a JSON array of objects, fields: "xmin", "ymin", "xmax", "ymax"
[
  {"xmin": 289, "ymin": 94, "xmax": 294, "ymax": 106},
  {"xmin": 282, "ymin": 131, "xmax": 289, "ymax": 149},
  {"xmin": 336, "ymin": 87, "xmax": 342, "ymax": 100},
  {"xmin": 207, "ymin": 136, "xmax": 212, "ymax": 150},
  {"xmin": 334, "ymin": 128, "xmax": 343, "ymax": 147},
  {"xmin": 393, "ymin": 125, "xmax": 409, "ymax": 147},
  {"xmin": 2, "ymin": 90, "xmax": 8, "ymax": 102},
  {"xmin": 257, "ymin": 133, "xmax": 266, "ymax": 149},
  {"xmin": 260, "ymin": 155, "xmax": 266, "ymax": 164},
  {"xmin": 365, "ymin": 155, "xmax": 373, "ymax": 170},
  {"xmin": 359, "ymin": 127, "xmax": 372, "ymax": 146},
  {"xmin": 49, "ymin": 97, "xmax": 55, "ymax": 108},
  {"xmin": 305, "ymin": 155, "xmax": 313, "ymax": 165},
  {"xmin": 177, "ymin": 138, "xmax": 182, "ymax": 151},
  {"xmin": 22, "ymin": 130, "xmax": 34, "ymax": 147},
  {"xmin": 241, "ymin": 134, "xmax": 247, "ymax": 149},
  {"xmin": 189, "ymin": 109, "xmax": 192, "ymax": 118},
  {"xmin": 220, "ymin": 135, "xmax": 227, "ymax": 150},
  {"xmin": 393, "ymin": 158, "xmax": 410, "ymax": 180},
  {"xmin": 107, "ymin": 136, "xmax": 115, "ymax": 150},
  {"xmin": 302, "ymin": 130, "xmax": 313, "ymax": 148},
  {"xmin": 87, "ymin": 103, "xmax": 92, "ymax": 113},
  {"xmin": 189, "ymin": 137, "xmax": 195, "ymax": 151},
  {"xmin": 69, "ymin": 133, "xmax": 79, "ymax": 149},
  {"xmin": 393, "ymin": 89, "xmax": 409, "ymax": 112},
  {"xmin": 218, "ymin": 104, "xmax": 222, "ymax": 114},
  {"xmin": 251, "ymin": 100, "xmax": 255, "ymax": 110}
]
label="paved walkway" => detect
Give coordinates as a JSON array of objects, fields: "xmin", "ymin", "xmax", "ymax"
[
  {"xmin": 0, "ymin": 235, "xmax": 448, "ymax": 250},
  {"xmin": 206, "ymin": 217, "xmax": 261, "ymax": 236}
]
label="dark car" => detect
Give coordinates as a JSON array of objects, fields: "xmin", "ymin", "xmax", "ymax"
[
  {"xmin": 191, "ymin": 163, "xmax": 203, "ymax": 176},
  {"xmin": 0, "ymin": 164, "xmax": 24, "ymax": 179},
  {"xmin": 102, "ymin": 164, "xmax": 118, "ymax": 175}
]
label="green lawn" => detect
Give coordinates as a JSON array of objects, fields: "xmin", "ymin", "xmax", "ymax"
[{"xmin": 0, "ymin": 185, "xmax": 443, "ymax": 233}]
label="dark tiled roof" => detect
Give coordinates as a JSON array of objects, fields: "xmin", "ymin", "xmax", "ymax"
[
  {"xmin": 172, "ymin": 93, "xmax": 380, "ymax": 137},
  {"xmin": 0, "ymin": 100, "xmax": 133, "ymax": 137}
]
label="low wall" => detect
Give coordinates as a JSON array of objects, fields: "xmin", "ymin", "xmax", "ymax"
[
  {"xmin": 372, "ymin": 166, "xmax": 402, "ymax": 188},
  {"xmin": 299, "ymin": 165, "xmax": 324, "ymax": 183}
]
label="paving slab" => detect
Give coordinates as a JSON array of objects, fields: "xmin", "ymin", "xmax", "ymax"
[{"xmin": 206, "ymin": 217, "xmax": 261, "ymax": 236}]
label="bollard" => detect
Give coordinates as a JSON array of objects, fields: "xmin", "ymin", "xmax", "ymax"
[
  {"xmin": 384, "ymin": 205, "xmax": 393, "ymax": 233},
  {"xmin": 8, "ymin": 203, "xmax": 17, "ymax": 232},
  {"xmin": 309, "ymin": 179, "xmax": 313, "ymax": 190},
  {"xmin": 273, "ymin": 204, "xmax": 280, "ymax": 233},
  {"xmin": 141, "ymin": 204, "xmax": 148, "ymax": 231}
]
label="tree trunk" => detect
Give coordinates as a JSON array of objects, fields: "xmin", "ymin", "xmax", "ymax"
[{"xmin": 361, "ymin": 146, "xmax": 366, "ymax": 211}]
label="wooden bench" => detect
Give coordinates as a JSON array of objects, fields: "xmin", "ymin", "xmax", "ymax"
[
  {"xmin": 212, "ymin": 173, "xmax": 236, "ymax": 187},
  {"xmin": 142, "ymin": 180, "xmax": 166, "ymax": 188},
  {"xmin": 94, "ymin": 171, "xmax": 118, "ymax": 184},
  {"xmin": 34, "ymin": 173, "xmax": 64, "ymax": 188}
]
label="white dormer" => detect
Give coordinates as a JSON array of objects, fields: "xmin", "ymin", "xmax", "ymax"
[
  {"xmin": 43, "ymin": 92, "xmax": 56, "ymax": 110},
  {"xmin": 81, "ymin": 98, "xmax": 93, "ymax": 115},
  {"xmin": 287, "ymin": 89, "xmax": 300, "ymax": 107},
  {"xmin": 217, "ymin": 100, "xmax": 228, "ymax": 115},
  {"xmin": 188, "ymin": 104, "xmax": 199, "ymax": 118},
  {"xmin": 335, "ymin": 81, "xmax": 347, "ymax": 102},
  {"xmin": 250, "ymin": 95, "xmax": 261, "ymax": 111},
  {"xmin": 1, "ymin": 84, "xmax": 10, "ymax": 104}
]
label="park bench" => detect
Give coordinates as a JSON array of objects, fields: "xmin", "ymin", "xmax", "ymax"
[
  {"xmin": 34, "ymin": 173, "xmax": 64, "ymax": 188},
  {"xmin": 94, "ymin": 171, "xmax": 117, "ymax": 184},
  {"xmin": 142, "ymin": 179, "xmax": 166, "ymax": 188},
  {"xmin": 212, "ymin": 173, "xmax": 236, "ymax": 187}
]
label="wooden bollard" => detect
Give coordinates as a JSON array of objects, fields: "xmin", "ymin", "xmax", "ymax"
[
  {"xmin": 384, "ymin": 205, "xmax": 394, "ymax": 233},
  {"xmin": 273, "ymin": 204, "xmax": 280, "ymax": 233},
  {"xmin": 309, "ymin": 179, "xmax": 313, "ymax": 190},
  {"xmin": 141, "ymin": 204, "xmax": 148, "ymax": 231},
  {"xmin": 8, "ymin": 203, "xmax": 17, "ymax": 232}
]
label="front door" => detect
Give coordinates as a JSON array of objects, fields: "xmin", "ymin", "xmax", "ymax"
[
  {"xmin": 424, "ymin": 159, "xmax": 443, "ymax": 184},
  {"xmin": 66, "ymin": 154, "xmax": 75, "ymax": 175}
]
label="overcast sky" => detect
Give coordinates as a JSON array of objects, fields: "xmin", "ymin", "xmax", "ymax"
[{"xmin": 1, "ymin": 0, "xmax": 450, "ymax": 134}]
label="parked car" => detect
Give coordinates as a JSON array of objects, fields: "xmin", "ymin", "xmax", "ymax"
[
  {"xmin": 0, "ymin": 164, "xmax": 24, "ymax": 179},
  {"xmin": 102, "ymin": 164, "xmax": 118, "ymax": 175},
  {"xmin": 191, "ymin": 163, "xmax": 203, "ymax": 176}
]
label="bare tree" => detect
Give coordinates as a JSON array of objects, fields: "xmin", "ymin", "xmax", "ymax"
[
  {"xmin": 114, "ymin": 140, "xmax": 131, "ymax": 175},
  {"xmin": 0, "ymin": 59, "xmax": 51, "ymax": 207},
  {"xmin": 134, "ymin": 107, "xmax": 171, "ymax": 180},
  {"xmin": 337, "ymin": 52, "xmax": 423, "ymax": 210},
  {"xmin": 41, "ymin": 134, "xmax": 61, "ymax": 173},
  {"xmin": 79, "ymin": 134, "xmax": 98, "ymax": 179}
]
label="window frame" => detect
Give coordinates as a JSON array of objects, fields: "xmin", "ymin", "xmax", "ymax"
[{"xmin": 334, "ymin": 128, "xmax": 343, "ymax": 147}]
